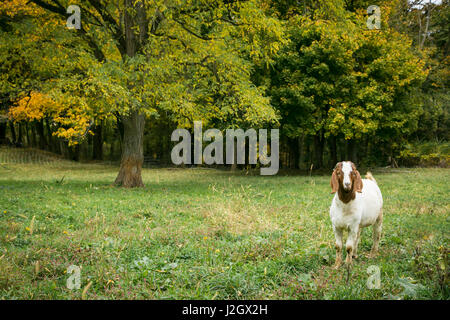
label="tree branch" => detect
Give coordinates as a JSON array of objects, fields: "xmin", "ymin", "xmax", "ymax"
[
  {"xmin": 86, "ymin": 0, "xmax": 126, "ymax": 56},
  {"xmin": 29, "ymin": 0, "xmax": 107, "ymax": 61},
  {"xmin": 172, "ymin": 17, "xmax": 212, "ymax": 41}
]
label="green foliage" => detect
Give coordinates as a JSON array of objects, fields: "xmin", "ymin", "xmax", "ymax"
[
  {"xmin": 389, "ymin": 0, "xmax": 450, "ymax": 143},
  {"xmin": 26, "ymin": 1, "xmax": 284, "ymax": 128},
  {"xmin": 398, "ymin": 140, "xmax": 450, "ymax": 167},
  {"xmin": 269, "ymin": 5, "xmax": 428, "ymax": 144},
  {"xmin": 0, "ymin": 0, "xmax": 447, "ymax": 167}
]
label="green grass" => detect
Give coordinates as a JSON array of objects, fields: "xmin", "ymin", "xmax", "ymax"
[{"xmin": 0, "ymin": 148, "xmax": 449, "ymax": 299}]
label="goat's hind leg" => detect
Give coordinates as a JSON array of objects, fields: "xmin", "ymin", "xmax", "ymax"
[
  {"xmin": 333, "ymin": 227, "xmax": 343, "ymax": 269},
  {"xmin": 370, "ymin": 209, "xmax": 383, "ymax": 258},
  {"xmin": 353, "ymin": 228, "xmax": 362, "ymax": 259}
]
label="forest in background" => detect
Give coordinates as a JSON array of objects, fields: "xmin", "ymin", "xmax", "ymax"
[{"xmin": 0, "ymin": 0, "xmax": 448, "ymax": 180}]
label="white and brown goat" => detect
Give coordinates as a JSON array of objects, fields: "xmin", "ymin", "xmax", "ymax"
[{"xmin": 329, "ymin": 161, "xmax": 383, "ymax": 268}]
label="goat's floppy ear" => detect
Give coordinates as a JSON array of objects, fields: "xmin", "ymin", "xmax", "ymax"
[
  {"xmin": 354, "ymin": 170, "xmax": 363, "ymax": 193},
  {"xmin": 330, "ymin": 169, "xmax": 339, "ymax": 194}
]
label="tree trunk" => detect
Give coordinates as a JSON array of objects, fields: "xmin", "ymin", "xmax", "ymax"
[
  {"xmin": 111, "ymin": 0, "xmax": 149, "ymax": 187},
  {"xmin": 17, "ymin": 122, "xmax": 24, "ymax": 147},
  {"xmin": 298, "ymin": 135, "xmax": 305, "ymax": 170},
  {"xmin": 45, "ymin": 119, "xmax": 53, "ymax": 152},
  {"xmin": 339, "ymin": 137, "xmax": 346, "ymax": 161},
  {"xmin": 54, "ymin": 137, "xmax": 61, "ymax": 155},
  {"xmin": 110, "ymin": 140, "xmax": 115, "ymax": 161},
  {"xmin": 329, "ymin": 135, "xmax": 338, "ymax": 167},
  {"xmin": 114, "ymin": 111, "xmax": 145, "ymax": 187},
  {"xmin": 93, "ymin": 121, "xmax": 103, "ymax": 160},
  {"xmin": 289, "ymin": 137, "xmax": 300, "ymax": 169},
  {"xmin": 347, "ymin": 139, "xmax": 358, "ymax": 164},
  {"xmin": 36, "ymin": 119, "xmax": 47, "ymax": 150},
  {"xmin": 25, "ymin": 122, "xmax": 31, "ymax": 147},
  {"xmin": 0, "ymin": 121, "xmax": 6, "ymax": 144},
  {"xmin": 69, "ymin": 143, "xmax": 80, "ymax": 161},
  {"xmin": 30, "ymin": 122, "xmax": 37, "ymax": 147},
  {"xmin": 313, "ymin": 132, "xmax": 324, "ymax": 169},
  {"xmin": 230, "ymin": 141, "xmax": 237, "ymax": 171}
]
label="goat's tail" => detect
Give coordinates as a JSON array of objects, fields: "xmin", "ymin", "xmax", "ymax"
[{"xmin": 365, "ymin": 172, "xmax": 377, "ymax": 184}]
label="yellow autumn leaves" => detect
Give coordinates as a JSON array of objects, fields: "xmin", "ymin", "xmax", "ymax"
[
  {"xmin": 9, "ymin": 91, "xmax": 93, "ymax": 145},
  {"xmin": 0, "ymin": 0, "xmax": 45, "ymax": 17},
  {"xmin": 9, "ymin": 92, "xmax": 54, "ymax": 122}
]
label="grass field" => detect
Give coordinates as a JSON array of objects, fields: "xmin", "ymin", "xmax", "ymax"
[{"xmin": 0, "ymin": 148, "xmax": 448, "ymax": 299}]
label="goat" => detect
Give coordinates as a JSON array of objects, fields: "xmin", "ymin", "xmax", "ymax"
[{"xmin": 329, "ymin": 161, "xmax": 383, "ymax": 268}]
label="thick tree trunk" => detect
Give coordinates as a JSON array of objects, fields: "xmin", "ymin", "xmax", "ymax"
[
  {"xmin": 111, "ymin": 0, "xmax": 149, "ymax": 187},
  {"xmin": 93, "ymin": 121, "xmax": 103, "ymax": 160},
  {"xmin": 114, "ymin": 111, "xmax": 145, "ymax": 187}
]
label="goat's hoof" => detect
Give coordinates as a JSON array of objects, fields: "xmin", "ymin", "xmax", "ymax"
[
  {"xmin": 352, "ymin": 254, "xmax": 358, "ymax": 259},
  {"xmin": 333, "ymin": 263, "xmax": 342, "ymax": 269}
]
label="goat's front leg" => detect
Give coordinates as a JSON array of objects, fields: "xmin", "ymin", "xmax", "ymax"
[
  {"xmin": 346, "ymin": 225, "xmax": 359, "ymax": 266},
  {"xmin": 333, "ymin": 227, "xmax": 343, "ymax": 269},
  {"xmin": 353, "ymin": 228, "xmax": 362, "ymax": 259}
]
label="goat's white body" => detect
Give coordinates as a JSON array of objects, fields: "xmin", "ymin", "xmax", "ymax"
[
  {"xmin": 330, "ymin": 179, "xmax": 383, "ymax": 230},
  {"xmin": 329, "ymin": 174, "xmax": 383, "ymax": 267}
]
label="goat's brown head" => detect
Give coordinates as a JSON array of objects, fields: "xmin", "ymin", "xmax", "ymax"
[{"xmin": 330, "ymin": 161, "xmax": 363, "ymax": 198}]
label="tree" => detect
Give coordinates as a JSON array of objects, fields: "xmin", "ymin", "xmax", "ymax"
[
  {"xmin": 0, "ymin": 0, "xmax": 106, "ymax": 153},
  {"xmin": 389, "ymin": 0, "xmax": 449, "ymax": 142},
  {"xmin": 269, "ymin": 1, "xmax": 428, "ymax": 167},
  {"xmin": 19, "ymin": 0, "xmax": 284, "ymax": 187}
]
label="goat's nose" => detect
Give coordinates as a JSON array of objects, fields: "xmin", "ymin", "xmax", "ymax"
[{"xmin": 345, "ymin": 182, "xmax": 351, "ymax": 188}]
